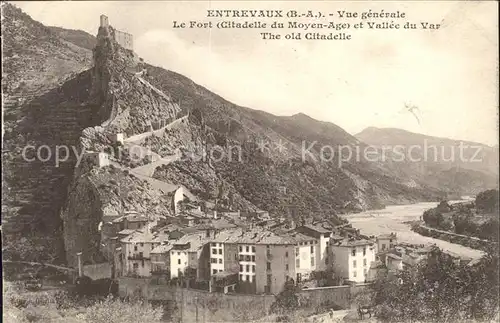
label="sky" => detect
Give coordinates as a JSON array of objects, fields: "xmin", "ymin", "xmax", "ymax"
[{"xmin": 12, "ymin": 1, "xmax": 499, "ymax": 146}]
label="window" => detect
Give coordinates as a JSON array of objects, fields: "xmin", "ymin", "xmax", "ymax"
[
  {"xmin": 246, "ymin": 255, "xmax": 251, "ymax": 261},
  {"xmin": 353, "ymin": 271, "xmax": 357, "ymax": 278},
  {"xmin": 239, "ymin": 274, "xmax": 243, "ymax": 280},
  {"xmin": 213, "ymin": 269, "xmax": 218, "ymax": 274},
  {"xmin": 246, "ymin": 246, "xmax": 249, "ymax": 252},
  {"xmin": 218, "ymin": 249, "xmax": 222, "ymax": 255},
  {"xmin": 363, "ymin": 259, "xmax": 367, "ymax": 266},
  {"xmin": 353, "ymin": 260, "xmax": 357, "ymax": 268},
  {"xmin": 382, "ymin": 244, "xmax": 386, "ymax": 250},
  {"xmin": 351, "ymin": 248, "xmax": 356, "ymax": 256},
  {"xmin": 212, "ymin": 249, "xmax": 217, "ymax": 255},
  {"xmin": 267, "ymin": 274, "xmax": 272, "ymax": 285},
  {"xmin": 251, "ymin": 255, "xmax": 256, "ymax": 262},
  {"xmin": 140, "ymin": 243, "xmax": 144, "ymax": 247},
  {"xmin": 211, "ymin": 258, "xmax": 217, "ymax": 264},
  {"xmin": 252, "ymin": 265, "xmax": 255, "ymax": 273},
  {"xmin": 310, "ymin": 246, "xmax": 314, "ymax": 253},
  {"xmin": 266, "ymin": 245, "xmax": 270, "ymax": 249},
  {"xmin": 212, "ymin": 243, "xmax": 216, "ymax": 247},
  {"xmin": 363, "ymin": 247, "xmax": 366, "ymax": 256},
  {"xmin": 246, "ymin": 275, "xmax": 250, "ymax": 281},
  {"xmin": 239, "ymin": 246, "xmax": 242, "ymax": 252},
  {"xmin": 178, "ymin": 259, "xmax": 181, "ymax": 265},
  {"xmin": 239, "ymin": 255, "xmax": 244, "ymax": 261},
  {"xmin": 296, "ymin": 259, "xmax": 300, "ymax": 268},
  {"xmin": 139, "ymin": 252, "xmax": 143, "ymax": 258},
  {"xmin": 133, "ymin": 263, "xmax": 139, "ymax": 269},
  {"xmin": 285, "ymin": 264, "xmax": 289, "ymax": 271},
  {"xmin": 240, "ymin": 265, "xmax": 243, "ymax": 272},
  {"xmin": 311, "ymin": 257, "xmax": 315, "ymax": 267},
  {"xmin": 246, "ymin": 265, "xmax": 250, "ymax": 272},
  {"xmin": 267, "ymin": 262, "xmax": 271, "ymax": 270},
  {"xmin": 134, "ymin": 245, "xmax": 138, "ymax": 252},
  {"xmin": 285, "ymin": 251, "xmax": 289, "ymax": 258},
  {"xmin": 252, "ymin": 246, "xmax": 256, "ymax": 253},
  {"xmin": 218, "ymin": 259, "xmax": 222, "ymax": 264},
  {"xmin": 389, "ymin": 239, "xmax": 393, "ymax": 243}
]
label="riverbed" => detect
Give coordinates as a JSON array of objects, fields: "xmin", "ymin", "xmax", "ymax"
[{"xmin": 344, "ymin": 201, "xmax": 484, "ymax": 260}]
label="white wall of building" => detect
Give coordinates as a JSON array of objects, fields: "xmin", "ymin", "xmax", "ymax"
[
  {"xmin": 295, "ymin": 241, "xmax": 316, "ymax": 280},
  {"xmin": 122, "ymin": 241, "xmax": 158, "ymax": 277},
  {"xmin": 238, "ymin": 244, "xmax": 256, "ymax": 283},
  {"xmin": 331, "ymin": 243, "xmax": 376, "ymax": 283},
  {"xmin": 170, "ymin": 250, "xmax": 189, "ymax": 278},
  {"xmin": 210, "ymin": 242, "xmax": 225, "ymax": 276}
]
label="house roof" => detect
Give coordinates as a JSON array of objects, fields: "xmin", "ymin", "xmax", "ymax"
[
  {"xmin": 213, "ymin": 271, "xmax": 237, "ymax": 279},
  {"xmin": 332, "ymin": 238, "xmax": 375, "ymax": 247},
  {"xmin": 118, "ymin": 229, "xmax": 136, "ymax": 236},
  {"xmin": 301, "ymin": 224, "xmax": 331, "ymax": 234},
  {"xmin": 126, "ymin": 215, "xmax": 149, "ymax": 222},
  {"xmin": 120, "ymin": 228, "xmax": 170, "ymax": 243},
  {"xmin": 151, "ymin": 243, "xmax": 173, "ymax": 254},
  {"xmin": 211, "ymin": 228, "xmax": 314, "ymax": 245},
  {"xmin": 378, "ymin": 233, "xmax": 397, "ymax": 240},
  {"xmin": 386, "ymin": 253, "xmax": 403, "ymax": 260},
  {"xmin": 173, "ymin": 232, "xmax": 211, "ymax": 252}
]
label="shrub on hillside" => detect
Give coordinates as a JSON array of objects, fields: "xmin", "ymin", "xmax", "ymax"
[{"xmin": 476, "ymin": 189, "xmax": 499, "ymax": 213}]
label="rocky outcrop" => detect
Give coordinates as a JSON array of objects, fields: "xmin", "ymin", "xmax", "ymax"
[
  {"xmin": 61, "ymin": 165, "xmax": 175, "ymax": 267},
  {"xmin": 61, "ymin": 24, "xmax": 181, "ymax": 265}
]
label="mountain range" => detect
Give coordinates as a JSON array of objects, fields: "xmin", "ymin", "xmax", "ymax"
[{"xmin": 2, "ymin": 3, "xmax": 497, "ymax": 264}]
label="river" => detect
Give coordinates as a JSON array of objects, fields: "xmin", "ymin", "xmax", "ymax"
[{"xmin": 344, "ymin": 201, "xmax": 484, "ymax": 260}]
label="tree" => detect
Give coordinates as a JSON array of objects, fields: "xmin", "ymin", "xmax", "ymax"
[
  {"xmin": 369, "ymin": 247, "xmax": 499, "ymax": 322},
  {"xmin": 270, "ymin": 280, "xmax": 300, "ymax": 315},
  {"xmin": 476, "ymin": 189, "xmax": 499, "ymax": 213}
]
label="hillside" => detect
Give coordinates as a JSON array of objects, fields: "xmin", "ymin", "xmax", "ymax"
[
  {"xmin": 356, "ymin": 127, "xmax": 499, "ymax": 195},
  {"xmin": 2, "ymin": 4, "xmax": 444, "ymax": 264}
]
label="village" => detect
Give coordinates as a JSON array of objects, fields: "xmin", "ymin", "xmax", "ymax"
[{"xmin": 91, "ymin": 196, "xmax": 469, "ymax": 297}]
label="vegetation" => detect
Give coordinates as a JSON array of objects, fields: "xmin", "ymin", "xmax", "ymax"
[
  {"xmin": 476, "ymin": 189, "xmax": 499, "ymax": 213},
  {"xmin": 369, "ymin": 246, "xmax": 499, "ymax": 322},
  {"xmin": 3, "ymin": 281, "xmax": 164, "ymax": 323},
  {"xmin": 422, "ymin": 191, "xmax": 499, "ymax": 242},
  {"xmin": 270, "ymin": 280, "xmax": 300, "ymax": 315}
]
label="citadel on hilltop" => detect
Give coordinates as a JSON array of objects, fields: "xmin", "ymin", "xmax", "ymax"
[{"xmin": 100, "ymin": 14, "xmax": 133, "ymax": 51}]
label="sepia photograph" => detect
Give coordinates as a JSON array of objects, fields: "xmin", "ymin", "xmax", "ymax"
[{"xmin": 1, "ymin": 1, "xmax": 499, "ymax": 322}]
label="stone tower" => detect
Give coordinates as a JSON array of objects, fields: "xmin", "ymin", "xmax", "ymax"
[{"xmin": 100, "ymin": 15, "xmax": 109, "ymax": 28}]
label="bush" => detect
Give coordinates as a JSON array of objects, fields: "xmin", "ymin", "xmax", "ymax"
[
  {"xmin": 476, "ymin": 189, "xmax": 499, "ymax": 213},
  {"xmin": 84, "ymin": 295, "xmax": 163, "ymax": 323}
]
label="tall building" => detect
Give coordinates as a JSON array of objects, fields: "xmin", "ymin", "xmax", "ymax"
[
  {"xmin": 211, "ymin": 228, "xmax": 315, "ymax": 294},
  {"xmin": 330, "ymin": 238, "xmax": 377, "ymax": 283}
]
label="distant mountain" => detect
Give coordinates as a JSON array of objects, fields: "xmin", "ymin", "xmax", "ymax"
[{"xmin": 355, "ymin": 127, "xmax": 499, "ymax": 195}]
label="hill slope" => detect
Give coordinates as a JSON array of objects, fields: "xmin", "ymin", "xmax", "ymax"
[{"xmin": 356, "ymin": 127, "xmax": 499, "ymax": 195}]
